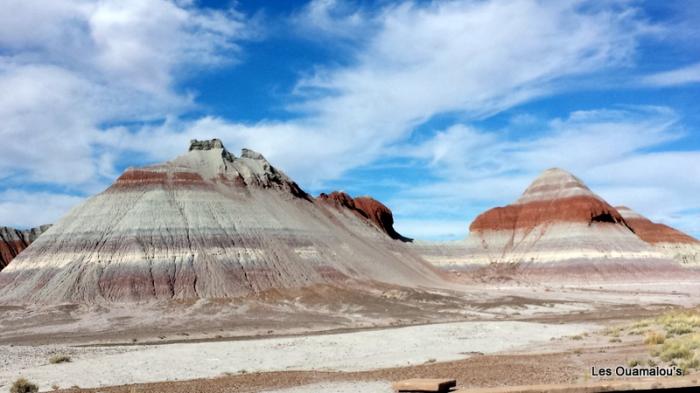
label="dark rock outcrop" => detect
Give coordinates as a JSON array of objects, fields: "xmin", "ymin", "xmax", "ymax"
[{"xmin": 317, "ymin": 192, "xmax": 412, "ymax": 242}]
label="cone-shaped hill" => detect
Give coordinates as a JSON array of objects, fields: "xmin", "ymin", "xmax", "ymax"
[
  {"xmin": 413, "ymin": 168, "xmax": 686, "ymax": 281},
  {"xmin": 0, "ymin": 139, "xmax": 443, "ymax": 303}
]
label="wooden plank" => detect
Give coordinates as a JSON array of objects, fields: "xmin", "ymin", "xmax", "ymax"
[{"xmin": 393, "ymin": 378, "xmax": 458, "ymax": 392}]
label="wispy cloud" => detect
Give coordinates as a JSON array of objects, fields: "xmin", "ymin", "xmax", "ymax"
[
  {"xmin": 0, "ymin": 190, "xmax": 84, "ymax": 228},
  {"xmin": 291, "ymin": 0, "xmax": 372, "ymax": 41},
  {"xmin": 122, "ymin": 0, "xmax": 652, "ymax": 188},
  {"xmin": 643, "ymin": 62, "xmax": 700, "ymax": 87}
]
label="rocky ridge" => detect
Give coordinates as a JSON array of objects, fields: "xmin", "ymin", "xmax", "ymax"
[
  {"xmin": 0, "ymin": 225, "xmax": 50, "ymax": 270},
  {"xmin": 617, "ymin": 206, "xmax": 700, "ymax": 265}
]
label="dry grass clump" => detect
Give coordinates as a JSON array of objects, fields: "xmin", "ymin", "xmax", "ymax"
[
  {"xmin": 644, "ymin": 331, "xmax": 666, "ymax": 345},
  {"xmin": 603, "ymin": 326, "xmax": 622, "ymax": 337},
  {"xmin": 679, "ymin": 355, "xmax": 700, "ymax": 373},
  {"xmin": 660, "ymin": 341, "xmax": 692, "ymax": 362},
  {"xmin": 570, "ymin": 335, "xmax": 583, "ymax": 340},
  {"xmin": 49, "ymin": 354, "xmax": 71, "ymax": 364},
  {"xmin": 657, "ymin": 310, "xmax": 700, "ymax": 337},
  {"xmin": 631, "ymin": 320, "xmax": 651, "ymax": 330},
  {"xmin": 10, "ymin": 378, "xmax": 38, "ymax": 393}
]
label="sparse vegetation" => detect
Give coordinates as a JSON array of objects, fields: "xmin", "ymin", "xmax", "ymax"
[
  {"xmin": 627, "ymin": 359, "xmax": 641, "ymax": 367},
  {"xmin": 631, "ymin": 321, "xmax": 650, "ymax": 330},
  {"xmin": 657, "ymin": 310, "xmax": 700, "ymax": 337},
  {"xmin": 644, "ymin": 331, "xmax": 665, "ymax": 345},
  {"xmin": 10, "ymin": 378, "xmax": 38, "ymax": 393},
  {"xmin": 660, "ymin": 340, "xmax": 692, "ymax": 362},
  {"xmin": 678, "ymin": 355, "xmax": 700, "ymax": 373},
  {"xmin": 571, "ymin": 335, "xmax": 583, "ymax": 340},
  {"xmin": 49, "ymin": 354, "xmax": 71, "ymax": 364},
  {"xmin": 603, "ymin": 326, "xmax": 622, "ymax": 337},
  {"xmin": 612, "ymin": 308, "xmax": 700, "ymax": 369},
  {"xmin": 609, "ymin": 337, "xmax": 622, "ymax": 343}
]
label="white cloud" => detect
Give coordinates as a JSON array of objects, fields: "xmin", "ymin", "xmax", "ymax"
[
  {"xmin": 0, "ymin": 190, "xmax": 84, "ymax": 229},
  {"xmin": 121, "ymin": 0, "xmax": 651, "ymax": 188},
  {"xmin": 643, "ymin": 62, "xmax": 700, "ymax": 87},
  {"xmin": 0, "ymin": 0, "xmax": 251, "ymax": 188},
  {"xmin": 3, "ymin": 0, "xmax": 697, "ymax": 243},
  {"xmin": 292, "ymin": 0, "xmax": 371, "ymax": 40}
]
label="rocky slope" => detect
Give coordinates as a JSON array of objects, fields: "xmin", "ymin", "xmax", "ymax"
[
  {"xmin": 317, "ymin": 192, "xmax": 412, "ymax": 242},
  {"xmin": 617, "ymin": 206, "xmax": 700, "ymax": 265},
  {"xmin": 0, "ymin": 225, "xmax": 50, "ymax": 270},
  {"xmin": 414, "ymin": 168, "xmax": 684, "ymax": 281},
  {"xmin": 0, "ymin": 139, "xmax": 443, "ymax": 303}
]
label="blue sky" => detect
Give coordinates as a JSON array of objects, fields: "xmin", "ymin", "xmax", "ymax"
[{"xmin": 1, "ymin": 0, "xmax": 699, "ymax": 240}]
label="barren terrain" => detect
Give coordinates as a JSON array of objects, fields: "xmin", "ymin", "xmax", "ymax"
[{"xmin": 1, "ymin": 280, "xmax": 698, "ymax": 392}]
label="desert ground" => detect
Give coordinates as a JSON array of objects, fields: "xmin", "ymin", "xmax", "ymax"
[{"xmin": 2, "ymin": 281, "xmax": 699, "ymax": 392}]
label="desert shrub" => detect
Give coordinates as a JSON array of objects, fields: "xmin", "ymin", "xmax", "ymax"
[
  {"xmin": 644, "ymin": 331, "xmax": 665, "ymax": 345},
  {"xmin": 689, "ymin": 333, "xmax": 700, "ymax": 347},
  {"xmin": 666, "ymin": 323, "xmax": 694, "ymax": 337},
  {"xmin": 604, "ymin": 327, "xmax": 622, "ymax": 337},
  {"xmin": 627, "ymin": 359, "xmax": 641, "ymax": 367},
  {"xmin": 632, "ymin": 320, "xmax": 651, "ymax": 330},
  {"xmin": 609, "ymin": 338, "xmax": 622, "ymax": 343},
  {"xmin": 10, "ymin": 378, "xmax": 38, "ymax": 393},
  {"xmin": 49, "ymin": 354, "xmax": 71, "ymax": 364},
  {"xmin": 571, "ymin": 335, "xmax": 583, "ymax": 340},
  {"xmin": 657, "ymin": 310, "xmax": 700, "ymax": 336},
  {"xmin": 660, "ymin": 341, "xmax": 692, "ymax": 361},
  {"xmin": 657, "ymin": 310, "xmax": 700, "ymax": 327},
  {"xmin": 679, "ymin": 355, "xmax": 700, "ymax": 372}
]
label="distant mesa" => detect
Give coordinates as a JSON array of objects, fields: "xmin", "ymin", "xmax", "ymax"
[
  {"xmin": 317, "ymin": 191, "xmax": 412, "ymax": 242},
  {"xmin": 617, "ymin": 206, "xmax": 700, "ymax": 265},
  {"xmin": 0, "ymin": 139, "xmax": 441, "ymax": 303},
  {"xmin": 0, "ymin": 225, "xmax": 50, "ymax": 271}
]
